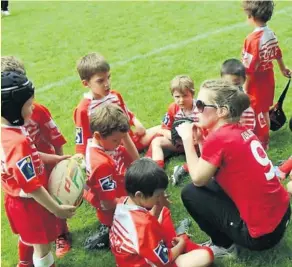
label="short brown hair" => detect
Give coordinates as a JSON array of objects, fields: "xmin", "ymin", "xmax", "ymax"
[
  {"xmin": 170, "ymin": 75, "xmax": 195, "ymax": 95},
  {"xmin": 201, "ymin": 79, "xmax": 250, "ymax": 122},
  {"xmin": 242, "ymin": 0, "xmax": 274, "ymax": 23},
  {"xmin": 90, "ymin": 104, "xmax": 130, "ymax": 138},
  {"xmin": 77, "ymin": 52, "xmax": 110, "ymax": 81},
  {"xmin": 1, "ymin": 56, "xmax": 26, "ymax": 75}
]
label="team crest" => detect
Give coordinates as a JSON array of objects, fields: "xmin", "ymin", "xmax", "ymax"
[
  {"xmin": 154, "ymin": 241, "xmax": 169, "ymax": 264},
  {"xmin": 75, "ymin": 127, "xmax": 83, "ymax": 144},
  {"xmin": 99, "ymin": 176, "xmax": 116, "ymax": 191},
  {"xmin": 16, "ymin": 156, "xmax": 36, "ymax": 181},
  {"xmin": 162, "ymin": 114, "xmax": 170, "ymax": 126}
]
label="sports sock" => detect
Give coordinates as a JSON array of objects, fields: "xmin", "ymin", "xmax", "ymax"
[{"xmin": 18, "ymin": 238, "xmax": 33, "ymax": 267}]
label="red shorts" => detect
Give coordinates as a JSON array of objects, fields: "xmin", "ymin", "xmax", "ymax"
[
  {"xmin": 129, "ymin": 131, "xmax": 146, "ymax": 151},
  {"xmin": 247, "ymin": 69, "xmax": 275, "ymax": 113},
  {"xmin": 5, "ymin": 194, "xmax": 60, "ymax": 244}
]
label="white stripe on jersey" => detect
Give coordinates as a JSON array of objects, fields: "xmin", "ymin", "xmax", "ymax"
[
  {"xmin": 111, "ymin": 203, "xmax": 146, "ymax": 253},
  {"xmin": 84, "ymin": 91, "xmax": 132, "ymax": 121}
]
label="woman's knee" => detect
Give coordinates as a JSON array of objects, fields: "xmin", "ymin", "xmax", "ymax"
[{"xmin": 181, "ymin": 183, "xmax": 201, "ymax": 204}]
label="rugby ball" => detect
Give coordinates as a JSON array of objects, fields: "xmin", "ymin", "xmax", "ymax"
[{"xmin": 48, "ymin": 156, "xmax": 86, "ymax": 206}]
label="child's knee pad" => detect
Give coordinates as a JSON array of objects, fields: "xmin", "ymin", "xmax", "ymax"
[{"xmin": 33, "ymin": 251, "xmax": 54, "ymax": 267}]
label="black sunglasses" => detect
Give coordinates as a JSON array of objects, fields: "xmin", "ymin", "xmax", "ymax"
[{"xmin": 195, "ymin": 100, "xmax": 219, "ymax": 113}]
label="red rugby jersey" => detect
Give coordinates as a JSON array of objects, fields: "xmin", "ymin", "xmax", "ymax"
[
  {"xmin": 110, "ymin": 198, "xmax": 174, "ymax": 267},
  {"xmin": 74, "ymin": 90, "xmax": 135, "ymax": 155},
  {"xmin": 201, "ymin": 123, "xmax": 289, "ymax": 238},
  {"xmin": 1, "ymin": 125, "xmax": 47, "ymax": 197},
  {"xmin": 162, "ymin": 99, "xmax": 198, "ymax": 130},
  {"xmin": 242, "ymin": 26, "xmax": 282, "ymax": 73},
  {"xmin": 85, "ymin": 140, "xmax": 131, "ymax": 226},
  {"xmin": 24, "ymin": 102, "xmax": 66, "ymax": 154}
]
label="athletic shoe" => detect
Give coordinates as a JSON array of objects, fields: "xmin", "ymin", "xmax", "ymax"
[
  {"xmin": 201, "ymin": 239, "xmax": 237, "ymax": 258},
  {"xmin": 172, "ymin": 165, "xmax": 187, "ymax": 185},
  {"xmin": 56, "ymin": 232, "xmax": 72, "ymax": 258},
  {"xmin": 176, "ymin": 218, "xmax": 192, "ymax": 236},
  {"xmin": 1, "ymin": 10, "xmax": 10, "ymax": 16},
  {"xmin": 84, "ymin": 224, "xmax": 110, "ymax": 250}
]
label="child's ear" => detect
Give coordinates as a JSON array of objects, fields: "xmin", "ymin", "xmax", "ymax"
[
  {"xmin": 93, "ymin": 131, "xmax": 102, "ymax": 141},
  {"xmin": 82, "ymin": 79, "xmax": 89, "ymax": 88},
  {"xmin": 134, "ymin": 191, "xmax": 144, "ymax": 199}
]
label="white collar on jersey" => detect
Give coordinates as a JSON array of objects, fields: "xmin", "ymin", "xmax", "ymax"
[
  {"xmin": 88, "ymin": 138, "xmax": 118, "ymax": 154},
  {"xmin": 253, "ymin": 25, "xmax": 268, "ymax": 32},
  {"xmin": 84, "ymin": 90, "xmax": 112, "ymax": 101},
  {"xmin": 118, "ymin": 197, "xmax": 148, "ymax": 212}
]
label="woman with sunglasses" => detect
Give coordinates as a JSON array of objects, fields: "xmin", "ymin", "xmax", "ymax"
[{"xmin": 176, "ymin": 79, "xmax": 290, "ymax": 258}]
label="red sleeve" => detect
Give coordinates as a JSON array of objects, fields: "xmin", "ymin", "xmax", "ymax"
[
  {"xmin": 242, "ymin": 35, "xmax": 260, "ymax": 74},
  {"xmin": 161, "ymin": 104, "xmax": 175, "ymax": 130},
  {"xmin": 115, "ymin": 91, "xmax": 136, "ymax": 126},
  {"xmin": 87, "ymin": 163, "xmax": 117, "ymax": 203},
  {"xmin": 137, "ymin": 214, "xmax": 173, "ymax": 266},
  {"xmin": 36, "ymin": 104, "xmax": 66, "ymax": 147},
  {"xmin": 10, "ymin": 139, "xmax": 43, "ymax": 193},
  {"xmin": 73, "ymin": 102, "xmax": 91, "ymax": 155},
  {"xmin": 201, "ymin": 132, "xmax": 224, "ymax": 167}
]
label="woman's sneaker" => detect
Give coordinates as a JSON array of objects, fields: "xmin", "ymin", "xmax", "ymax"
[
  {"xmin": 172, "ymin": 165, "xmax": 187, "ymax": 185},
  {"xmin": 201, "ymin": 239, "xmax": 237, "ymax": 258}
]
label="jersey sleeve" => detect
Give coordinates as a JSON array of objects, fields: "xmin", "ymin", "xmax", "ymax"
[
  {"xmin": 10, "ymin": 139, "xmax": 43, "ymax": 193},
  {"xmin": 137, "ymin": 215, "xmax": 173, "ymax": 266},
  {"xmin": 242, "ymin": 36, "xmax": 260, "ymax": 74},
  {"xmin": 201, "ymin": 133, "xmax": 224, "ymax": 167},
  {"xmin": 161, "ymin": 104, "xmax": 175, "ymax": 130},
  {"xmin": 36, "ymin": 104, "xmax": 66, "ymax": 148},
  {"xmin": 115, "ymin": 91, "xmax": 136, "ymax": 126},
  {"xmin": 73, "ymin": 104, "xmax": 91, "ymax": 155},
  {"xmin": 87, "ymin": 163, "xmax": 117, "ymax": 205}
]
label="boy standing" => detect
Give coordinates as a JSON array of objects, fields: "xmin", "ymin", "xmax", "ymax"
[
  {"xmin": 74, "ymin": 52, "xmax": 159, "ymax": 157},
  {"xmin": 110, "ymin": 158, "xmax": 214, "ymax": 267},
  {"xmin": 241, "ymin": 0, "xmax": 291, "ymax": 148},
  {"xmin": 1, "ymin": 71, "xmax": 76, "ymax": 267},
  {"xmin": 1, "ymin": 56, "xmax": 71, "ymax": 258},
  {"xmin": 84, "ymin": 104, "xmax": 133, "ymax": 249}
]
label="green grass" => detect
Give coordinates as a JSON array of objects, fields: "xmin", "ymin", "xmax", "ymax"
[{"xmin": 1, "ymin": 1, "xmax": 292, "ymax": 266}]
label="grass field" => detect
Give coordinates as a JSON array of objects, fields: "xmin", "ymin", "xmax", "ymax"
[{"xmin": 1, "ymin": 1, "xmax": 292, "ymax": 267}]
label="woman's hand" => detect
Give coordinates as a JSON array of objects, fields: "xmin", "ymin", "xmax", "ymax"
[{"xmin": 175, "ymin": 122, "xmax": 195, "ymax": 142}]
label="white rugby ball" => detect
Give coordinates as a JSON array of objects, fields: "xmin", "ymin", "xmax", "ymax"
[{"xmin": 48, "ymin": 157, "xmax": 86, "ymax": 206}]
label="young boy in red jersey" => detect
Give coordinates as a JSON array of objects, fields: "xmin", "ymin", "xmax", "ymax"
[
  {"xmin": 1, "ymin": 71, "xmax": 76, "ymax": 267},
  {"xmin": 145, "ymin": 75, "xmax": 198, "ymax": 185},
  {"xmin": 84, "ymin": 104, "xmax": 134, "ymax": 249},
  {"xmin": 110, "ymin": 158, "xmax": 214, "ymax": 267},
  {"xmin": 241, "ymin": 0, "xmax": 291, "ymax": 149},
  {"xmin": 1, "ymin": 56, "xmax": 72, "ymax": 258},
  {"xmin": 74, "ymin": 52, "xmax": 160, "ymax": 157},
  {"xmin": 147, "ymin": 75, "xmax": 197, "ymax": 170}
]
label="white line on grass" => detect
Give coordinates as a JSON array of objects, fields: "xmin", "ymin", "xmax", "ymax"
[{"xmin": 38, "ymin": 8, "xmax": 291, "ymax": 93}]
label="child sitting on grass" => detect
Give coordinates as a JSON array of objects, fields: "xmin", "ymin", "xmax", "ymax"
[{"xmin": 110, "ymin": 158, "xmax": 214, "ymax": 267}]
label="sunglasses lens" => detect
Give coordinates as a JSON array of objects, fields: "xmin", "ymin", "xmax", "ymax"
[{"xmin": 196, "ymin": 100, "xmax": 204, "ymax": 113}]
